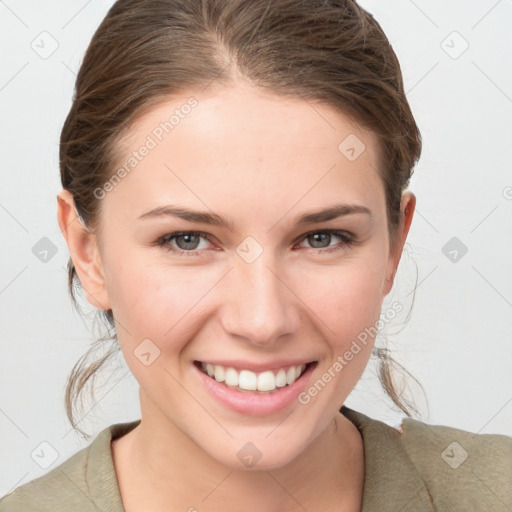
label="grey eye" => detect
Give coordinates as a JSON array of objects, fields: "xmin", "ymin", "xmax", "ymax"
[
  {"xmin": 174, "ymin": 233, "xmax": 202, "ymax": 250},
  {"xmin": 307, "ymin": 232, "xmax": 333, "ymax": 249}
]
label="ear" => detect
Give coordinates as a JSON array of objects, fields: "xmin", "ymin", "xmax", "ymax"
[
  {"xmin": 56, "ymin": 189, "xmax": 111, "ymax": 311},
  {"xmin": 383, "ymin": 191, "xmax": 416, "ymax": 296}
]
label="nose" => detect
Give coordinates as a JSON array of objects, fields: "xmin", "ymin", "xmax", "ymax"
[{"xmin": 219, "ymin": 253, "xmax": 300, "ymax": 347}]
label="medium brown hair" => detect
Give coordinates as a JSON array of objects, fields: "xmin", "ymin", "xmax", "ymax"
[{"xmin": 60, "ymin": 0, "xmax": 424, "ymax": 436}]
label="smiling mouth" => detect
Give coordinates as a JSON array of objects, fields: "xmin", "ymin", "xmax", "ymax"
[{"xmin": 194, "ymin": 361, "xmax": 316, "ymax": 394}]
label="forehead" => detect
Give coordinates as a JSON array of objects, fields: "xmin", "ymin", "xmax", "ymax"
[{"xmin": 107, "ymin": 83, "xmax": 384, "ymax": 223}]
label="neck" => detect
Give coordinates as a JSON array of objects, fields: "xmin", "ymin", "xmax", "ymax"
[{"xmin": 112, "ymin": 391, "xmax": 364, "ymax": 512}]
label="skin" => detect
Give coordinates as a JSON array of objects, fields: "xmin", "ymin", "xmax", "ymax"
[{"xmin": 57, "ymin": 80, "xmax": 415, "ymax": 511}]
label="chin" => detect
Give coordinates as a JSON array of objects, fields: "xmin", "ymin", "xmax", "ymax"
[
  {"xmin": 219, "ymin": 448, "xmax": 301, "ymax": 472},
  {"xmin": 202, "ymin": 431, "xmax": 313, "ymax": 473}
]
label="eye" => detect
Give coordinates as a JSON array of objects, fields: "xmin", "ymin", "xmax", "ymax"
[
  {"xmin": 157, "ymin": 231, "xmax": 212, "ymax": 256},
  {"xmin": 296, "ymin": 230, "xmax": 355, "ymax": 253}
]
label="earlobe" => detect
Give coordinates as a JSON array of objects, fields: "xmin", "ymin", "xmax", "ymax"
[{"xmin": 56, "ymin": 189, "xmax": 111, "ymax": 311}]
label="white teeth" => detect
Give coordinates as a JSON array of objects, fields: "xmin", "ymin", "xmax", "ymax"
[
  {"xmin": 239, "ymin": 370, "xmax": 257, "ymax": 391},
  {"xmin": 286, "ymin": 366, "xmax": 296, "ymax": 385},
  {"xmin": 224, "ymin": 367, "xmax": 239, "ymax": 387},
  {"xmin": 275, "ymin": 368, "xmax": 287, "ymax": 388},
  {"xmin": 257, "ymin": 371, "xmax": 276, "ymax": 391},
  {"xmin": 214, "ymin": 365, "xmax": 225, "ymax": 383},
  {"xmin": 200, "ymin": 362, "xmax": 308, "ymax": 392}
]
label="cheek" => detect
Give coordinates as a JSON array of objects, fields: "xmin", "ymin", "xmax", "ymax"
[
  {"xmin": 296, "ymin": 254, "xmax": 387, "ymax": 342},
  {"xmin": 104, "ymin": 257, "xmax": 210, "ymax": 393},
  {"xmin": 104, "ymin": 251, "xmax": 228, "ymax": 374},
  {"xmin": 102, "ymin": 248, "xmax": 200, "ymax": 338},
  {"xmin": 292, "ymin": 256, "xmax": 387, "ymax": 412}
]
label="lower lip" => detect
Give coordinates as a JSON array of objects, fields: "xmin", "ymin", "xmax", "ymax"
[{"xmin": 193, "ymin": 362, "xmax": 316, "ymax": 416}]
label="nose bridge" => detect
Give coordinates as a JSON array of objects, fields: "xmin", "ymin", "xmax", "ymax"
[{"xmin": 221, "ymin": 247, "xmax": 297, "ymax": 345}]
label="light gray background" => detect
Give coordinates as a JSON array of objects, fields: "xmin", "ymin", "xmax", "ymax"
[{"xmin": 1, "ymin": 0, "xmax": 511, "ymax": 496}]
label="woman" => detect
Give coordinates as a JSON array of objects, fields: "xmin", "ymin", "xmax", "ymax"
[{"xmin": 1, "ymin": 0, "xmax": 510, "ymax": 511}]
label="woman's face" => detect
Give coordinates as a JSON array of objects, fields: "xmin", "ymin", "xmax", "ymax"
[{"xmin": 64, "ymin": 82, "xmax": 413, "ymax": 469}]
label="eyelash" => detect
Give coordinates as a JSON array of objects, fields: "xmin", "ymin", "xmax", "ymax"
[{"xmin": 156, "ymin": 230, "xmax": 356, "ymax": 257}]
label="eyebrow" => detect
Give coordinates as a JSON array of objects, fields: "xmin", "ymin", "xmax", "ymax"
[{"xmin": 137, "ymin": 203, "xmax": 372, "ymax": 230}]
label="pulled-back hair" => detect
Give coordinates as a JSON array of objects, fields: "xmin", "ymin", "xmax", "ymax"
[{"xmin": 60, "ymin": 0, "xmax": 423, "ymax": 436}]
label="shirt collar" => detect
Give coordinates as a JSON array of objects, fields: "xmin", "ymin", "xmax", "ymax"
[
  {"xmin": 341, "ymin": 405, "xmax": 434, "ymax": 511},
  {"xmin": 86, "ymin": 419, "xmax": 140, "ymax": 511},
  {"xmin": 86, "ymin": 408, "xmax": 434, "ymax": 511}
]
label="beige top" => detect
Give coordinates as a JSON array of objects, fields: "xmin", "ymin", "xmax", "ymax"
[{"xmin": 1, "ymin": 406, "xmax": 511, "ymax": 511}]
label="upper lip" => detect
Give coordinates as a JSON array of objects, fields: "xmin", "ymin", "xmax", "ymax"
[{"xmin": 195, "ymin": 359, "xmax": 316, "ymax": 373}]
